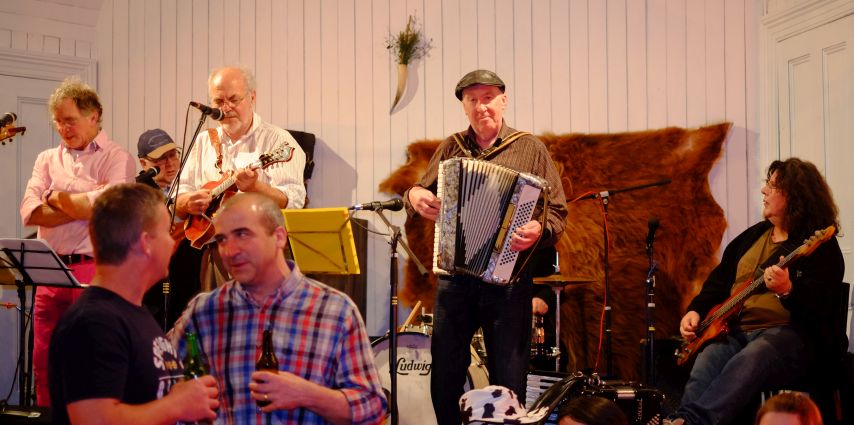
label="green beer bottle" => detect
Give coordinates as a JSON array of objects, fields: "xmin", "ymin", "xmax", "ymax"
[{"xmin": 183, "ymin": 332, "xmax": 207, "ymax": 379}]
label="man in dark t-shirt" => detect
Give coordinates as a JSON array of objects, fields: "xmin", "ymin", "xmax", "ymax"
[{"xmin": 48, "ymin": 184, "xmax": 219, "ymax": 425}]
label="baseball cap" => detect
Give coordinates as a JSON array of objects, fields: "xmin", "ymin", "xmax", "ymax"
[
  {"xmin": 454, "ymin": 69, "xmax": 506, "ymax": 100},
  {"xmin": 459, "ymin": 386, "xmax": 551, "ymax": 424},
  {"xmin": 137, "ymin": 129, "xmax": 178, "ymax": 159}
]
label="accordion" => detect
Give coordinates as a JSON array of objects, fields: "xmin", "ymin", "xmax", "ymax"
[{"xmin": 433, "ymin": 158, "xmax": 547, "ymax": 285}]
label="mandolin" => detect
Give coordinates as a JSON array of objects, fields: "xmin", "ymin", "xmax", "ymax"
[
  {"xmin": 674, "ymin": 225, "xmax": 836, "ymax": 366},
  {"xmin": 184, "ymin": 145, "xmax": 294, "ymax": 249}
]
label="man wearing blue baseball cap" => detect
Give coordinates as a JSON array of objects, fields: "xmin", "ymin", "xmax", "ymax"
[{"xmin": 137, "ymin": 129, "xmax": 180, "ymax": 192}]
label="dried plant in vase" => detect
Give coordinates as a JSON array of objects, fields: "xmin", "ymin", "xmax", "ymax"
[{"xmin": 386, "ymin": 15, "xmax": 433, "ymax": 113}]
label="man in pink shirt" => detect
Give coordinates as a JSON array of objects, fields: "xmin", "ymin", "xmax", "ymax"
[{"xmin": 19, "ymin": 77, "xmax": 135, "ymax": 406}]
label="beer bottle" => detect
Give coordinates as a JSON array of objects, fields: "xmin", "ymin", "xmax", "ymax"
[
  {"xmin": 532, "ymin": 315, "xmax": 546, "ymax": 357},
  {"xmin": 183, "ymin": 332, "xmax": 211, "ymax": 425},
  {"xmin": 184, "ymin": 332, "xmax": 207, "ymax": 379},
  {"xmin": 255, "ymin": 329, "xmax": 279, "ymax": 407}
]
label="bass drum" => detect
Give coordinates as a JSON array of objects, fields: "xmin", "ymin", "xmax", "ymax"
[{"xmin": 372, "ymin": 332, "xmax": 488, "ymax": 425}]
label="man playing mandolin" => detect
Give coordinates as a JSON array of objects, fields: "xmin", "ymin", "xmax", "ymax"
[
  {"xmin": 666, "ymin": 158, "xmax": 845, "ymax": 425},
  {"xmin": 175, "ymin": 66, "xmax": 306, "ymax": 290}
]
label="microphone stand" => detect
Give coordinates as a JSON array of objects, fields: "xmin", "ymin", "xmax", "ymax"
[
  {"xmin": 168, "ymin": 109, "xmax": 210, "ymax": 221},
  {"xmin": 574, "ymin": 178, "xmax": 670, "ymax": 378},
  {"xmin": 369, "ymin": 207, "xmax": 428, "ymax": 425},
  {"xmin": 160, "ymin": 108, "xmax": 211, "ymax": 329},
  {"xmin": 643, "ymin": 240, "xmax": 658, "ymax": 386}
]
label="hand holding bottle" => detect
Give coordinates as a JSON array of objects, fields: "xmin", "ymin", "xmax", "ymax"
[
  {"xmin": 182, "ymin": 332, "xmax": 217, "ymax": 424},
  {"xmin": 169, "ymin": 375, "xmax": 220, "ymax": 423},
  {"xmin": 254, "ymin": 329, "xmax": 279, "ymax": 408}
]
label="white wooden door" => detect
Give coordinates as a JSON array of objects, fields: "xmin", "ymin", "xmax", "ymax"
[
  {"xmin": 0, "ymin": 74, "xmax": 60, "ymax": 405},
  {"xmin": 775, "ymin": 13, "xmax": 854, "ymax": 348}
]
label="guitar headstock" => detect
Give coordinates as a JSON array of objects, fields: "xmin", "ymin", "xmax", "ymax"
[
  {"xmin": 0, "ymin": 126, "xmax": 26, "ymax": 145},
  {"xmin": 259, "ymin": 144, "xmax": 295, "ymax": 168},
  {"xmin": 797, "ymin": 225, "xmax": 836, "ymax": 257}
]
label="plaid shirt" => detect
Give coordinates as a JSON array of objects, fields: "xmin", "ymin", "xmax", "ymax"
[{"xmin": 169, "ymin": 261, "xmax": 386, "ymax": 424}]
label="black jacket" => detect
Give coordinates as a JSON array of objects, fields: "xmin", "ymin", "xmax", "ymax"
[{"xmin": 687, "ymin": 220, "xmax": 846, "ymax": 376}]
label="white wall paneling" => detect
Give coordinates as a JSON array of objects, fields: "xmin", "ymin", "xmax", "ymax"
[
  {"xmin": 1, "ymin": 0, "xmax": 764, "ymax": 335},
  {"xmin": 760, "ymin": 0, "xmax": 854, "ymax": 346}
]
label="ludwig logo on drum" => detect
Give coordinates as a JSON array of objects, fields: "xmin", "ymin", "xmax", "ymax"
[{"xmin": 396, "ymin": 357, "xmax": 431, "ymax": 375}]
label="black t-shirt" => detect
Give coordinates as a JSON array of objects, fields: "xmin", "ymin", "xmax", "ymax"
[{"xmin": 49, "ymin": 286, "xmax": 184, "ymax": 425}]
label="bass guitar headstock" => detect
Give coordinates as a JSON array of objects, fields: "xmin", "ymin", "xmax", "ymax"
[{"xmin": 797, "ymin": 225, "xmax": 836, "ymax": 258}]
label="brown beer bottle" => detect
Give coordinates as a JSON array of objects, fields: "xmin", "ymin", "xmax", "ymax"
[{"xmin": 255, "ymin": 329, "xmax": 279, "ymax": 407}]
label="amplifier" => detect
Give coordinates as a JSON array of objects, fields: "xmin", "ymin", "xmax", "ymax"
[
  {"xmin": 577, "ymin": 382, "xmax": 664, "ymax": 425},
  {"xmin": 526, "ymin": 371, "xmax": 664, "ymax": 425}
]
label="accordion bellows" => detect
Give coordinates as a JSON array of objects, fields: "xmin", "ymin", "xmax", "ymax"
[{"xmin": 433, "ymin": 158, "xmax": 547, "ymax": 284}]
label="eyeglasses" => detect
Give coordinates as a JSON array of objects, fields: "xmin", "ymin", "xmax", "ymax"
[
  {"xmin": 53, "ymin": 118, "xmax": 80, "ymax": 129},
  {"xmin": 211, "ymin": 94, "xmax": 247, "ymax": 109}
]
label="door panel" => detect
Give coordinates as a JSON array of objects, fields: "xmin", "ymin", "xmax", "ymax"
[{"xmin": 776, "ymin": 14, "xmax": 854, "ymax": 348}]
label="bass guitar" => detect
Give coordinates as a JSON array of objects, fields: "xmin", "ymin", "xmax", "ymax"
[
  {"xmin": 184, "ymin": 145, "xmax": 294, "ymax": 249},
  {"xmin": 674, "ymin": 225, "xmax": 836, "ymax": 366}
]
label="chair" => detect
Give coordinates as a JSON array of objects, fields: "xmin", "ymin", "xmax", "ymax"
[
  {"xmin": 748, "ymin": 281, "xmax": 851, "ymax": 424},
  {"xmin": 287, "ymin": 129, "xmax": 316, "ymax": 206}
]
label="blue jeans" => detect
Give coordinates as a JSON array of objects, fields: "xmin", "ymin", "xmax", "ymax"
[
  {"xmin": 430, "ymin": 275, "xmax": 532, "ymax": 425},
  {"xmin": 674, "ymin": 326, "xmax": 807, "ymax": 425}
]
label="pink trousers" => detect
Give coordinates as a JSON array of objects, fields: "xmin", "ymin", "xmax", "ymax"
[{"xmin": 32, "ymin": 260, "xmax": 95, "ymax": 406}]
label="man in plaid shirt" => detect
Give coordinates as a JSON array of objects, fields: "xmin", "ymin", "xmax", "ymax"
[{"xmin": 169, "ymin": 193, "xmax": 386, "ymax": 424}]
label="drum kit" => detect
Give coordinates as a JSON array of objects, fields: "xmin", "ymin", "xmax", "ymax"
[
  {"xmin": 371, "ymin": 275, "xmax": 593, "ymax": 425},
  {"xmin": 371, "ymin": 311, "xmax": 488, "ymax": 425}
]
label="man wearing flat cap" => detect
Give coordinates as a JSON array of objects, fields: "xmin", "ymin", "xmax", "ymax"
[
  {"xmin": 405, "ymin": 69, "xmax": 568, "ymax": 424},
  {"xmin": 137, "ymin": 128, "xmax": 180, "ymax": 193}
]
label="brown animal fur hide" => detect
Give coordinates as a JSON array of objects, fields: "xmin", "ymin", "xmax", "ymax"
[{"xmin": 379, "ymin": 123, "xmax": 731, "ymax": 381}]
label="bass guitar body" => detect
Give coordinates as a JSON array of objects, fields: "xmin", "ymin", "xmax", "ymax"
[{"xmin": 674, "ymin": 278, "xmax": 753, "ymax": 366}]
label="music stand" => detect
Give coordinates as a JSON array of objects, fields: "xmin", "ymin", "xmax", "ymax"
[
  {"xmin": 281, "ymin": 208, "xmax": 360, "ymax": 275},
  {"xmin": 0, "ymin": 239, "xmax": 83, "ymax": 407}
]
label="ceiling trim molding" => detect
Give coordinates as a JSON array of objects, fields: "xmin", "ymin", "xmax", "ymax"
[{"xmin": 0, "ymin": 47, "xmax": 96, "ymax": 85}]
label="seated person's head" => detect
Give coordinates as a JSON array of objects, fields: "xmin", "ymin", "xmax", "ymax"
[
  {"xmin": 755, "ymin": 392, "xmax": 822, "ymax": 425},
  {"xmin": 557, "ymin": 396, "xmax": 628, "ymax": 425}
]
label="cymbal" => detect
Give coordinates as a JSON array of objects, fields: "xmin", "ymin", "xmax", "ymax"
[{"xmin": 532, "ymin": 275, "xmax": 596, "ymax": 287}]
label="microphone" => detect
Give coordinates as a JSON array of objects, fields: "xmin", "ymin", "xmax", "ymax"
[
  {"xmin": 136, "ymin": 166, "xmax": 161, "ymax": 182},
  {"xmin": 0, "ymin": 112, "xmax": 17, "ymax": 126},
  {"xmin": 349, "ymin": 198, "xmax": 404, "ymax": 211},
  {"xmin": 646, "ymin": 217, "xmax": 660, "ymax": 247},
  {"xmin": 189, "ymin": 102, "xmax": 224, "ymax": 121}
]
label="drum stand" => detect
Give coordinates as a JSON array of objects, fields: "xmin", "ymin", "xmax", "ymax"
[
  {"xmin": 370, "ymin": 207, "xmax": 427, "ymax": 425},
  {"xmin": 532, "ymin": 275, "xmax": 595, "ymax": 370},
  {"xmin": 573, "ymin": 178, "xmax": 670, "ymax": 378}
]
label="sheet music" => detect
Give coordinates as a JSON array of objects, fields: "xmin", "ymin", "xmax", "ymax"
[{"xmin": 0, "ymin": 239, "xmax": 83, "ymax": 288}]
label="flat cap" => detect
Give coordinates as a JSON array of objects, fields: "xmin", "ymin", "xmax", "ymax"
[{"xmin": 454, "ymin": 69, "xmax": 506, "ymax": 100}]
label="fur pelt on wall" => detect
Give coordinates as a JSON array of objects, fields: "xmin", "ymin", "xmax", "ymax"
[{"xmin": 379, "ymin": 123, "xmax": 731, "ymax": 380}]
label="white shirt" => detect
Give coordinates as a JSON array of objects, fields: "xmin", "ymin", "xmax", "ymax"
[{"xmin": 177, "ymin": 113, "xmax": 307, "ymax": 208}]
